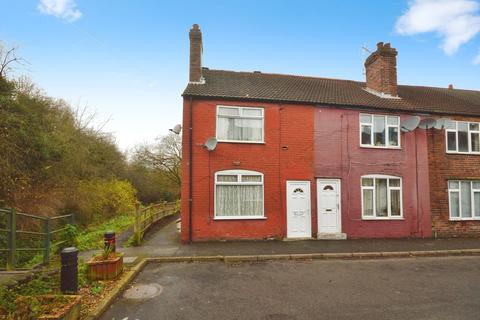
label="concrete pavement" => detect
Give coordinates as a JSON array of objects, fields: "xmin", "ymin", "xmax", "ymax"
[
  {"xmin": 79, "ymin": 218, "xmax": 480, "ymax": 261},
  {"xmin": 101, "ymin": 256, "xmax": 480, "ymax": 320}
]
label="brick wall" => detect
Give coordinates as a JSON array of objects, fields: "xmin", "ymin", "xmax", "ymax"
[
  {"xmin": 314, "ymin": 107, "xmax": 432, "ymax": 238},
  {"xmin": 428, "ymin": 115, "xmax": 480, "ymax": 237},
  {"xmin": 181, "ymin": 98, "xmax": 315, "ymax": 242}
]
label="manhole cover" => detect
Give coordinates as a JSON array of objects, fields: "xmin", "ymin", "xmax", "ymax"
[{"xmin": 123, "ymin": 283, "xmax": 163, "ymax": 300}]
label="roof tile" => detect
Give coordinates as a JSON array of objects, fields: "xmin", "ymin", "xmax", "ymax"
[{"xmin": 183, "ymin": 69, "xmax": 480, "ymax": 116}]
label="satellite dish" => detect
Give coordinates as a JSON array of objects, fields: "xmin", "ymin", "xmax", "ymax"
[
  {"xmin": 204, "ymin": 137, "xmax": 218, "ymax": 151},
  {"xmin": 434, "ymin": 118, "xmax": 452, "ymax": 130},
  {"xmin": 169, "ymin": 124, "xmax": 182, "ymax": 135},
  {"xmin": 418, "ymin": 118, "xmax": 437, "ymax": 130},
  {"xmin": 400, "ymin": 116, "xmax": 420, "ymax": 132}
]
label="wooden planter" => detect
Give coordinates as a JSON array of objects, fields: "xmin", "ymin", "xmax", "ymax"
[
  {"xmin": 16, "ymin": 295, "xmax": 81, "ymax": 320},
  {"xmin": 86, "ymin": 255, "xmax": 123, "ymax": 281}
]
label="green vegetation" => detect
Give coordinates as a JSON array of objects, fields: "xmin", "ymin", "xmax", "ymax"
[
  {"xmin": 76, "ymin": 213, "xmax": 134, "ymax": 251},
  {"xmin": 0, "ymin": 44, "xmax": 180, "ymax": 269}
]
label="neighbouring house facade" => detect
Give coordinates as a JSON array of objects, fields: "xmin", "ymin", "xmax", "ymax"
[{"xmin": 181, "ymin": 24, "xmax": 480, "ymax": 242}]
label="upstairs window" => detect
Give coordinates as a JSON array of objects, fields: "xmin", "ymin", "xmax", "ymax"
[
  {"xmin": 215, "ymin": 170, "xmax": 264, "ymax": 219},
  {"xmin": 361, "ymin": 175, "xmax": 402, "ymax": 219},
  {"xmin": 448, "ymin": 180, "xmax": 480, "ymax": 220},
  {"xmin": 216, "ymin": 106, "xmax": 264, "ymax": 143},
  {"xmin": 360, "ymin": 114, "xmax": 400, "ymax": 148},
  {"xmin": 445, "ymin": 121, "xmax": 480, "ymax": 154}
]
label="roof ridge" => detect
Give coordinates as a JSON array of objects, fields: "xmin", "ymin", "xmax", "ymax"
[
  {"xmin": 204, "ymin": 68, "xmax": 365, "ymax": 84},
  {"xmin": 205, "ymin": 68, "xmax": 479, "ymax": 93}
]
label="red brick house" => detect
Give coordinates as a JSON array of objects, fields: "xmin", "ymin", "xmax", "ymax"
[{"xmin": 181, "ymin": 24, "xmax": 480, "ymax": 242}]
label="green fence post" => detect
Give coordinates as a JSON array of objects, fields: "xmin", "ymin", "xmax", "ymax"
[
  {"xmin": 7, "ymin": 208, "xmax": 16, "ymax": 270},
  {"xmin": 43, "ymin": 218, "xmax": 51, "ymax": 265}
]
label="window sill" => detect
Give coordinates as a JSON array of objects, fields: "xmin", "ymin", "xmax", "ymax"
[
  {"xmin": 360, "ymin": 145, "xmax": 402, "ymax": 150},
  {"xmin": 446, "ymin": 151, "xmax": 480, "ymax": 155},
  {"xmin": 449, "ymin": 218, "xmax": 480, "ymax": 221},
  {"xmin": 214, "ymin": 216, "xmax": 267, "ymax": 221},
  {"xmin": 362, "ymin": 217, "xmax": 404, "ymax": 221},
  {"xmin": 217, "ymin": 140, "xmax": 265, "ymax": 145}
]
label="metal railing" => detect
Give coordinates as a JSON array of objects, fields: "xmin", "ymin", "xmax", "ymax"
[
  {"xmin": 0, "ymin": 208, "xmax": 74, "ymax": 270},
  {"xmin": 133, "ymin": 201, "xmax": 179, "ymax": 244}
]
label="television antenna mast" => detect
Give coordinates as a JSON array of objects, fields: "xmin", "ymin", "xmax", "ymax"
[{"xmin": 361, "ymin": 44, "xmax": 371, "ymax": 75}]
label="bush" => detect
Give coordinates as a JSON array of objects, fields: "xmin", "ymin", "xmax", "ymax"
[{"xmin": 68, "ymin": 179, "xmax": 136, "ymax": 225}]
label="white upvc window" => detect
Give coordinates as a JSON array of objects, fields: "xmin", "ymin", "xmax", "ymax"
[
  {"xmin": 360, "ymin": 114, "xmax": 400, "ymax": 148},
  {"xmin": 214, "ymin": 170, "xmax": 265, "ymax": 220},
  {"xmin": 448, "ymin": 180, "xmax": 480, "ymax": 220},
  {"xmin": 361, "ymin": 175, "xmax": 403, "ymax": 219},
  {"xmin": 216, "ymin": 106, "xmax": 264, "ymax": 143},
  {"xmin": 445, "ymin": 121, "xmax": 480, "ymax": 154}
]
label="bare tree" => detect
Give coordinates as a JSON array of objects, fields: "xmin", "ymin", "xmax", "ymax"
[
  {"xmin": 0, "ymin": 43, "xmax": 27, "ymax": 78},
  {"xmin": 132, "ymin": 133, "xmax": 182, "ymax": 187}
]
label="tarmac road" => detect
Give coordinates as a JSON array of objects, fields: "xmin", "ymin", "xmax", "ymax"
[{"xmin": 101, "ymin": 256, "xmax": 480, "ymax": 320}]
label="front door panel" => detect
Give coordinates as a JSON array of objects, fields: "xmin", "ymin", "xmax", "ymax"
[
  {"xmin": 286, "ymin": 181, "xmax": 311, "ymax": 238},
  {"xmin": 317, "ymin": 179, "xmax": 341, "ymax": 234}
]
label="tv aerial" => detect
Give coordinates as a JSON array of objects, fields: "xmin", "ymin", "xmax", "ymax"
[
  {"xmin": 400, "ymin": 116, "xmax": 420, "ymax": 132},
  {"xmin": 361, "ymin": 44, "xmax": 371, "ymax": 75},
  {"xmin": 203, "ymin": 137, "xmax": 218, "ymax": 151},
  {"xmin": 418, "ymin": 118, "xmax": 437, "ymax": 130}
]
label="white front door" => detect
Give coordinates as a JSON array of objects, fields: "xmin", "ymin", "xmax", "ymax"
[
  {"xmin": 286, "ymin": 181, "xmax": 311, "ymax": 238},
  {"xmin": 317, "ymin": 179, "xmax": 341, "ymax": 234}
]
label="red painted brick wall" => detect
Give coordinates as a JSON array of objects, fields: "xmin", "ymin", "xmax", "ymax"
[
  {"xmin": 314, "ymin": 107, "xmax": 432, "ymax": 238},
  {"xmin": 428, "ymin": 115, "xmax": 480, "ymax": 237},
  {"xmin": 181, "ymin": 98, "xmax": 315, "ymax": 242}
]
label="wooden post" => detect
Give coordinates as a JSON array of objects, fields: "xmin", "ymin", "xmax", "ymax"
[
  {"xmin": 68, "ymin": 214, "xmax": 75, "ymax": 225},
  {"xmin": 7, "ymin": 208, "xmax": 16, "ymax": 270},
  {"xmin": 134, "ymin": 203, "xmax": 141, "ymax": 245},
  {"xmin": 44, "ymin": 218, "xmax": 51, "ymax": 265}
]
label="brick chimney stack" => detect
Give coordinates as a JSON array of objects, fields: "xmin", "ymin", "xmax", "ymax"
[
  {"xmin": 364, "ymin": 42, "xmax": 398, "ymax": 97},
  {"xmin": 189, "ymin": 24, "xmax": 203, "ymax": 83}
]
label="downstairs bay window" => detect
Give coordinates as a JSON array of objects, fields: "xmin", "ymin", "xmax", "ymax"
[
  {"xmin": 361, "ymin": 175, "xmax": 403, "ymax": 219},
  {"xmin": 215, "ymin": 170, "xmax": 264, "ymax": 219},
  {"xmin": 448, "ymin": 181, "xmax": 480, "ymax": 220}
]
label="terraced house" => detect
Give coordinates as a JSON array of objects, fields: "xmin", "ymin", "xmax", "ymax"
[{"xmin": 180, "ymin": 24, "xmax": 480, "ymax": 242}]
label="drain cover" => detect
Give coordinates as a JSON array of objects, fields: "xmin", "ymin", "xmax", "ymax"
[{"xmin": 123, "ymin": 283, "xmax": 163, "ymax": 300}]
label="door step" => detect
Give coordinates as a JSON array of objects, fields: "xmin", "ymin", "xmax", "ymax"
[{"xmin": 317, "ymin": 233, "xmax": 347, "ymax": 240}]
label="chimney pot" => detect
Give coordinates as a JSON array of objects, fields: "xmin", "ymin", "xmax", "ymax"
[{"xmin": 365, "ymin": 41, "xmax": 398, "ymax": 97}]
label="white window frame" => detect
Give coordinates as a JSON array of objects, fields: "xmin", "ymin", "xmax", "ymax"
[
  {"xmin": 445, "ymin": 121, "xmax": 480, "ymax": 155},
  {"xmin": 359, "ymin": 113, "xmax": 401, "ymax": 149},
  {"xmin": 361, "ymin": 174, "xmax": 403, "ymax": 220},
  {"xmin": 216, "ymin": 105, "xmax": 265, "ymax": 143},
  {"xmin": 448, "ymin": 180, "xmax": 480, "ymax": 221},
  {"xmin": 214, "ymin": 169, "xmax": 265, "ymax": 220}
]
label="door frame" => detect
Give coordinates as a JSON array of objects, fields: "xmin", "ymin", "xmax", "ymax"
[
  {"xmin": 286, "ymin": 180, "xmax": 312, "ymax": 239},
  {"xmin": 316, "ymin": 178, "xmax": 342, "ymax": 234}
]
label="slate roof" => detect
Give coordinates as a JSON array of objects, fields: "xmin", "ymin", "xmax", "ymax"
[{"xmin": 183, "ymin": 69, "xmax": 480, "ymax": 116}]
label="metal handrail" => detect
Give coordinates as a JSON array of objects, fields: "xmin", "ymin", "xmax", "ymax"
[{"xmin": 1, "ymin": 207, "xmax": 75, "ymax": 270}]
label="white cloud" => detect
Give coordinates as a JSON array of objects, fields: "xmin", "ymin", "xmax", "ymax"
[
  {"xmin": 474, "ymin": 50, "xmax": 480, "ymax": 64},
  {"xmin": 396, "ymin": 0, "xmax": 480, "ymax": 55},
  {"xmin": 38, "ymin": 0, "xmax": 82, "ymax": 22}
]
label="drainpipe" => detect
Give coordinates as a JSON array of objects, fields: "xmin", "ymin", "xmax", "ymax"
[{"xmin": 188, "ymin": 97, "xmax": 193, "ymax": 243}]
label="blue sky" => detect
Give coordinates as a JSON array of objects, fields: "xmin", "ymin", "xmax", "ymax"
[{"xmin": 1, "ymin": 0, "xmax": 479, "ymax": 150}]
